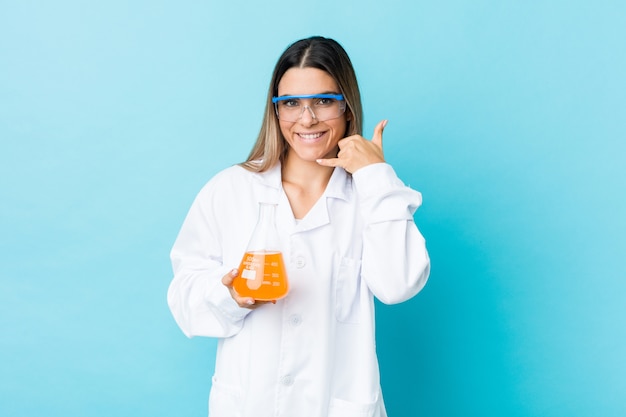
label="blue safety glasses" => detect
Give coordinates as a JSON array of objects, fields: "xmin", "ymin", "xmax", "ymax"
[{"xmin": 272, "ymin": 94, "xmax": 346, "ymax": 122}]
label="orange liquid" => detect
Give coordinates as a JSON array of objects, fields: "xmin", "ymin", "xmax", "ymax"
[{"xmin": 233, "ymin": 251, "xmax": 289, "ymax": 300}]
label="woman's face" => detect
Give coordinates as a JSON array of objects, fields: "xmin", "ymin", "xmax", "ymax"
[{"xmin": 276, "ymin": 67, "xmax": 349, "ymax": 164}]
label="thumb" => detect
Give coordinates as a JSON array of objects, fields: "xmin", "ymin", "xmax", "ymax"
[
  {"xmin": 222, "ymin": 268, "xmax": 238, "ymax": 286},
  {"xmin": 371, "ymin": 119, "xmax": 387, "ymax": 148}
]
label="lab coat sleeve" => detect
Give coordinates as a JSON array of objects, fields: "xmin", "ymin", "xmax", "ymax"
[
  {"xmin": 352, "ymin": 163, "xmax": 431, "ymax": 304},
  {"xmin": 168, "ymin": 182, "xmax": 251, "ymax": 338}
]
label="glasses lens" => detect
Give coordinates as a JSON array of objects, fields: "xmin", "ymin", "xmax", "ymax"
[{"xmin": 275, "ymin": 96, "xmax": 346, "ymax": 122}]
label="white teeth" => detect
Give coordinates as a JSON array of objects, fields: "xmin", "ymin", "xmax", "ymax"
[{"xmin": 299, "ymin": 132, "xmax": 324, "ymax": 140}]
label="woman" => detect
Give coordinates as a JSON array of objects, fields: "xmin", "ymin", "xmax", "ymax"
[{"xmin": 168, "ymin": 36, "xmax": 430, "ymax": 417}]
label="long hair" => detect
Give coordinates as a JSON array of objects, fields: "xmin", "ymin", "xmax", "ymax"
[{"xmin": 241, "ymin": 36, "xmax": 363, "ymax": 172}]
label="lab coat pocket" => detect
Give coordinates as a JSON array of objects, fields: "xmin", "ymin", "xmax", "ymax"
[
  {"xmin": 208, "ymin": 375, "xmax": 242, "ymax": 417},
  {"xmin": 335, "ymin": 257, "xmax": 362, "ymax": 324},
  {"xmin": 328, "ymin": 397, "xmax": 379, "ymax": 417}
]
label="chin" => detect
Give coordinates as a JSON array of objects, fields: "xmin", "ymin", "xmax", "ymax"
[{"xmin": 288, "ymin": 147, "xmax": 329, "ymax": 163}]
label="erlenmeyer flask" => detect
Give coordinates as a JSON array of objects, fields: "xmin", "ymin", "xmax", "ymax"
[{"xmin": 233, "ymin": 203, "xmax": 289, "ymax": 301}]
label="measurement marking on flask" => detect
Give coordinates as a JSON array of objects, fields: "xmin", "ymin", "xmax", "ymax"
[
  {"xmin": 234, "ymin": 251, "xmax": 289, "ymax": 300},
  {"xmin": 241, "ymin": 269, "xmax": 256, "ymax": 280}
]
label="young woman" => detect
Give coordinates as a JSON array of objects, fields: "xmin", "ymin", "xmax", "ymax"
[{"xmin": 168, "ymin": 36, "xmax": 430, "ymax": 417}]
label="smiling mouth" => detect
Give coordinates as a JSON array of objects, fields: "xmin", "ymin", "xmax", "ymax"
[{"xmin": 297, "ymin": 132, "xmax": 326, "ymax": 140}]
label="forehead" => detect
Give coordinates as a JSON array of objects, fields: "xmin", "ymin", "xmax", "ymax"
[{"xmin": 277, "ymin": 67, "xmax": 339, "ymax": 96}]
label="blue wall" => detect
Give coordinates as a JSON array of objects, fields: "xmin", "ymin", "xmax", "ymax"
[{"xmin": 1, "ymin": 1, "xmax": 624, "ymax": 416}]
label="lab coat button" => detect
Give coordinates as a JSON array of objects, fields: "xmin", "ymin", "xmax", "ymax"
[
  {"xmin": 289, "ymin": 314, "xmax": 302, "ymax": 326},
  {"xmin": 281, "ymin": 374, "xmax": 294, "ymax": 386},
  {"xmin": 295, "ymin": 256, "xmax": 306, "ymax": 268}
]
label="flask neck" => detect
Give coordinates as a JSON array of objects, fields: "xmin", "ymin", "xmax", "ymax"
[
  {"xmin": 246, "ymin": 202, "xmax": 280, "ymax": 252},
  {"xmin": 258, "ymin": 202, "xmax": 276, "ymax": 225}
]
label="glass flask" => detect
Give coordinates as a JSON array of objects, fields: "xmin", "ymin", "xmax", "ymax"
[{"xmin": 232, "ymin": 203, "xmax": 289, "ymax": 301}]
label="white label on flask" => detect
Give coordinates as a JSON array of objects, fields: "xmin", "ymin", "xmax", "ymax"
[{"xmin": 241, "ymin": 269, "xmax": 256, "ymax": 280}]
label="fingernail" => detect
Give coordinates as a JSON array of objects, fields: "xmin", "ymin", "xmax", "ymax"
[
  {"xmin": 231, "ymin": 268, "xmax": 239, "ymax": 276},
  {"xmin": 382, "ymin": 119, "xmax": 388, "ymax": 128},
  {"xmin": 246, "ymin": 299, "xmax": 255, "ymax": 305}
]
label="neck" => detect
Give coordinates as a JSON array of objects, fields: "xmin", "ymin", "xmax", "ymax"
[
  {"xmin": 280, "ymin": 150, "xmax": 335, "ymax": 220},
  {"xmin": 281, "ymin": 151, "xmax": 335, "ymax": 189}
]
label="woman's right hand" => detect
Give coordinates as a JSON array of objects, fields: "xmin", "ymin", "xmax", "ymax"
[{"xmin": 221, "ymin": 268, "xmax": 274, "ymax": 309}]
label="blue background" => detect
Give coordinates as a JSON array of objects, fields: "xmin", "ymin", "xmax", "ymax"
[{"xmin": 1, "ymin": 1, "xmax": 625, "ymax": 416}]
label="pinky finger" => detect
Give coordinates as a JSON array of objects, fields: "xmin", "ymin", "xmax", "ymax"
[{"xmin": 316, "ymin": 158, "xmax": 340, "ymax": 167}]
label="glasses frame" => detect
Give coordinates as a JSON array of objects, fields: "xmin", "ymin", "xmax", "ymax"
[{"xmin": 272, "ymin": 94, "xmax": 346, "ymax": 122}]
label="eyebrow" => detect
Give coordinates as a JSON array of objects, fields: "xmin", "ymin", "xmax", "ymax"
[
  {"xmin": 272, "ymin": 93, "xmax": 344, "ymax": 103},
  {"xmin": 275, "ymin": 91, "xmax": 341, "ymax": 97}
]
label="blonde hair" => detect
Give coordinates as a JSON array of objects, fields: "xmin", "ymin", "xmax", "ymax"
[{"xmin": 241, "ymin": 36, "xmax": 363, "ymax": 172}]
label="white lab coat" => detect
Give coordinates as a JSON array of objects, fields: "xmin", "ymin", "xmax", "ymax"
[{"xmin": 168, "ymin": 162, "xmax": 430, "ymax": 417}]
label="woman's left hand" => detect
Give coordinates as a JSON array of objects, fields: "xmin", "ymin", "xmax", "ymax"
[{"xmin": 316, "ymin": 119, "xmax": 387, "ymax": 173}]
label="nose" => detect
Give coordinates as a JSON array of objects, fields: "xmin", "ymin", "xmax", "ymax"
[{"xmin": 299, "ymin": 105, "xmax": 318, "ymax": 126}]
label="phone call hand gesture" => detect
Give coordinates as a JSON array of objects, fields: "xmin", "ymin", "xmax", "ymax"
[{"xmin": 316, "ymin": 119, "xmax": 387, "ymax": 173}]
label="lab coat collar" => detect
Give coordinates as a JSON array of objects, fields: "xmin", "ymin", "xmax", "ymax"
[
  {"xmin": 324, "ymin": 166, "xmax": 353, "ymax": 202},
  {"xmin": 251, "ymin": 163, "xmax": 353, "ymax": 231},
  {"xmin": 251, "ymin": 162, "xmax": 352, "ymax": 202},
  {"xmin": 251, "ymin": 163, "xmax": 281, "ymax": 193}
]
